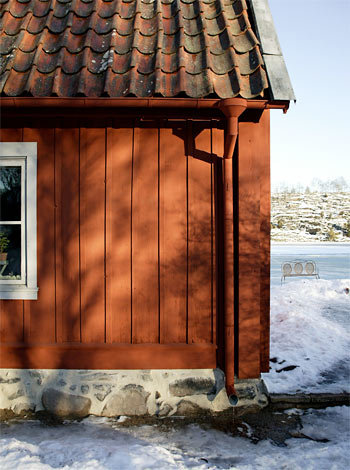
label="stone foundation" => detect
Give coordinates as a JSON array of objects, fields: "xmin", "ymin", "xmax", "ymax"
[{"xmin": 0, "ymin": 369, "xmax": 269, "ymax": 418}]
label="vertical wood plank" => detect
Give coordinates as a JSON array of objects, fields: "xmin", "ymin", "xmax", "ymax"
[
  {"xmin": 132, "ymin": 126, "xmax": 159, "ymax": 343},
  {"xmin": 0, "ymin": 128, "xmax": 24, "ymax": 342},
  {"xmin": 106, "ymin": 127, "xmax": 132, "ymax": 343},
  {"xmin": 23, "ymin": 128, "xmax": 56, "ymax": 343},
  {"xmin": 188, "ymin": 125, "xmax": 213, "ymax": 343},
  {"xmin": 80, "ymin": 128, "xmax": 106, "ymax": 343},
  {"xmin": 159, "ymin": 126, "xmax": 187, "ymax": 343},
  {"xmin": 0, "ymin": 128, "xmax": 22, "ymax": 142},
  {"xmin": 237, "ymin": 120, "xmax": 261, "ymax": 378},
  {"xmin": 259, "ymin": 111, "xmax": 271, "ymax": 372},
  {"xmin": 55, "ymin": 128, "xmax": 81, "ymax": 343},
  {"xmin": 0, "ymin": 300, "xmax": 24, "ymax": 343},
  {"xmin": 211, "ymin": 127, "xmax": 225, "ymax": 346}
]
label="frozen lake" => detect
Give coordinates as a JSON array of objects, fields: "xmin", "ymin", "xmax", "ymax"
[{"xmin": 271, "ymin": 243, "xmax": 350, "ymax": 287}]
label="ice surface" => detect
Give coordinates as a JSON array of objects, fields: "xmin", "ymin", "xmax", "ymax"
[{"xmin": 271, "ymin": 243, "xmax": 350, "ymax": 287}]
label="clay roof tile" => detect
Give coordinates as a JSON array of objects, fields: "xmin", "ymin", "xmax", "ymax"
[{"xmin": 0, "ymin": 0, "xmax": 274, "ymax": 98}]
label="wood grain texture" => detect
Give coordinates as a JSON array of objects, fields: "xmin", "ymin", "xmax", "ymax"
[
  {"xmin": 0, "ymin": 300, "xmax": 24, "ymax": 343},
  {"xmin": 132, "ymin": 126, "xmax": 159, "ymax": 343},
  {"xmin": 23, "ymin": 128, "xmax": 56, "ymax": 344},
  {"xmin": 106, "ymin": 127, "xmax": 133, "ymax": 343},
  {"xmin": 159, "ymin": 126, "xmax": 187, "ymax": 343},
  {"xmin": 0, "ymin": 343, "xmax": 217, "ymax": 369},
  {"xmin": 211, "ymin": 127, "xmax": 224, "ymax": 346},
  {"xmin": 0, "ymin": 129, "xmax": 24, "ymax": 343},
  {"xmin": 1, "ymin": 121, "xmax": 231, "ymax": 370},
  {"xmin": 80, "ymin": 128, "xmax": 106, "ymax": 343},
  {"xmin": 0, "ymin": 128, "xmax": 22, "ymax": 142},
  {"xmin": 258, "ymin": 110, "xmax": 271, "ymax": 372},
  {"xmin": 188, "ymin": 125, "xmax": 213, "ymax": 343},
  {"xmin": 55, "ymin": 128, "xmax": 81, "ymax": 343},
  {"xmin": 237, "ymin": 120, "xmax": 261, "ymax": 378}
]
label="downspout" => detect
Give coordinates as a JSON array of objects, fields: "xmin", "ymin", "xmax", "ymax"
[{"xmin": 219, "ymin": 98, "xmax": 247, "ymax": 405}]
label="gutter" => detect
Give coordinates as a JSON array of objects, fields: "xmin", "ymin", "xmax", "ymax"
[{"xmin": 0, "ymin": 97, "xmax": 289, "ymax": 112}]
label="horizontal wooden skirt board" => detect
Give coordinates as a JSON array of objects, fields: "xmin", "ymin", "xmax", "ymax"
[{"xmin": 0, "ymin": 343, "xmax": 217, "ymax": 370}]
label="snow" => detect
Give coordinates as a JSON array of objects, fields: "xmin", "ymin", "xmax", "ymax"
[
  {"xmin": 263, "ymin": 278, "xmax": 350, "ymax": 394},
  {"xmin": 271, "ymin": 191, "xmax": 350, "ymax": 242},
  {"xmin": 1, "ymin": 407, "xmax": 349, "ymax": 469}
]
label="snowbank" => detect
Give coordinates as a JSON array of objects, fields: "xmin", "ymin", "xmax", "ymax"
[{"xmin": 263, "ymin": 279, "xmax": 350, "ymax": 393}]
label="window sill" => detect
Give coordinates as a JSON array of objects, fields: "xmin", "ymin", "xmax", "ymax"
[{"xmin": 0, "ymin": 287, "xmax": 39, "ymax": 300}]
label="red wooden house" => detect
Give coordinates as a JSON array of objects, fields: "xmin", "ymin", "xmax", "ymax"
[{"xmin": 0, "ymin": 0, "xmax": 294, "ymax": 413}]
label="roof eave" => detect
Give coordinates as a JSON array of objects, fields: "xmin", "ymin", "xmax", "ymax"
[
  {"xmin": 0, "ymin": 96, "xmax": 289, "ymax": 112},
  {"xmin": 248, "ymin": 0, "xmax": 296, "ymax": 102}
]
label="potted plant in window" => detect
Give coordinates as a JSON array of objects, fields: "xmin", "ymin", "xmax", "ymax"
[{"xmin": 0, "ymin": 232, "xmax": 10, "ymax": 262}]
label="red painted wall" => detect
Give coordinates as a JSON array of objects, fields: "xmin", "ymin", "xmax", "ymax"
[{"xmin": 0, "ymin": 111, "xmax": 270, "ymax": 377}]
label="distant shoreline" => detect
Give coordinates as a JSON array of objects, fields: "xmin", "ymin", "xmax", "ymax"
[{"xmin": 271, "ymin": 242, "xmax": 350, "ymax": 246}]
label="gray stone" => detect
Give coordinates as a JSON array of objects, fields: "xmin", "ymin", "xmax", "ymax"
[
  {"xmin": 236, "ymin": 385, "xmax": 256, "ymax": 400},
  {"xmin": 0, "ymin": 377, "xmax": 20, "ymax": 384},
  {"xmin": 169, "ymin": 377, "xmax": 215, "ymax": 397},
  {"xmin": 29, "ymin": 371, "xmax": 41, "ymax": 378},
  {"xmin": 29, "ymin": 371, "xmax": 42, "ymax": 385},
  {"xmin": 69, "ymin": 385, "xmax": 77, "ymax": 391},
  {"xmin": 258, "ymin": 397, "xmax": 269, "ymax": 406},
  {"xmin": 81, "ymin": 385, "xmax": 89, "ymax": 395},
  {"xmin": 157, "ymin": 404, "xmax": 172, "ymax": 417},
  {"xmin": 57, "ymin": 379, "xmax": 67, "ymax": 387},
  {"xmin": 95, "ymin": 392, "xmax": 108, "ymax": 402},
  {"xmin": 93, "ymin": 384, "xmax": 110, "ymax": 391},
  {"xmin": 13, "ymin": 402, "xmax": 35, "ymax": 415},
  {"xmin": 42, "ymin": 389, "xmax": 91, "ymax": 418},
  {"xmin": 8, "ymin": 389, "xmax": 25, "ymax": 400},
  {"xmin": 93, "ymin": 385, "xmax": 111, "ymax": 401},
  {"xmin": 256, "ymin": 380, "xmax": 269, "ymax": 397},
  {"xmin": 79, "ymin": 372, "xmax": 111, "ymax": 381},
  {"xmin": 270, "ymin": 394, "xmax": 310, "ymax": 404},
  {"xmin": 176, "ymin": 400, "xmax": 202, "ymax": 416},
  {"xmin": 102, "ymin": 385, "xmax": 150, "ymax": 417}
]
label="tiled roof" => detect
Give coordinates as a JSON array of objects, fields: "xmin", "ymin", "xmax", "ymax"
[{"xmin": 0, "ymin": 0, "xmax": 269, "ymax": 99}]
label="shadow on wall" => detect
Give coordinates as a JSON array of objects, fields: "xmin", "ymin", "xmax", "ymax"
[{"xmin": 2, "ymin": 120, "xmax": 223, "ymax": 370}]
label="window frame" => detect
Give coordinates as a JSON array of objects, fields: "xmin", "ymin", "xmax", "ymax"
[{"xmin": 0, "ymin": 142, "xmax": 38, "ymax": 300}]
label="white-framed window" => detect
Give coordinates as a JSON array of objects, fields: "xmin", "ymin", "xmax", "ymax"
[{"xmin": 0, "ymin": 143, "xmax": 38, "ymax": 300}]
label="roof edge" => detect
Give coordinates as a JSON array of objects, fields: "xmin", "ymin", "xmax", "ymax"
[{"xmin": 248, "ymin": 0, "xmax": 296, "ymax": 101}]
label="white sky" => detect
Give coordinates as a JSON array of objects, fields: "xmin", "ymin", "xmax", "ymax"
[{"xmin": 268, "ymin": 0, "xmax": 350, "ymax": 188}]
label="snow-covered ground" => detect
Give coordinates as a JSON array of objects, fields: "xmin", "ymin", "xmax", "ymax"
[
  {"xmin": 263, "ymin": 279, "xmax": 350, "ymax": 394},
  {"xmin": 0, "ymin": 407, "xmax": 349, "ymax": 470}
]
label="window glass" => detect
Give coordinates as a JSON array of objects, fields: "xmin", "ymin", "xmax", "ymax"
[
  {"xmin": 0, "ymin": 166, "xmax": 21, "ymax": 221},
  {"xmin": 0, "ymin": 225, "xmax": 21, "ymax": 280},
  {"xmin": 0, "ymin": 142, "xmax": 37, "ymax": 299}
]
